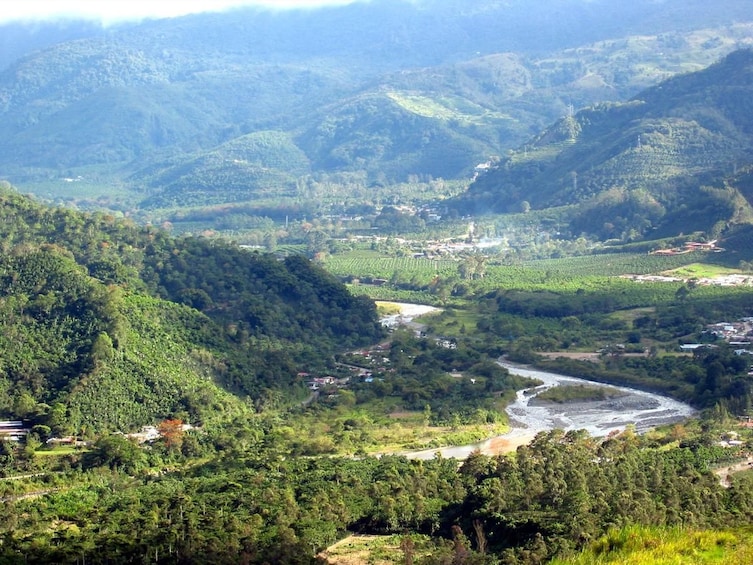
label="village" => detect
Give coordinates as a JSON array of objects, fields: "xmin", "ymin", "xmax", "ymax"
[{"xmin": 680, "ymin": 317, "xmax": 753, "ymax": 372}]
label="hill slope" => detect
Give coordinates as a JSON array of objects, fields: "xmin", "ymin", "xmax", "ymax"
[
  {"xmin": 456, "ymin": 49, "xmax": 753, "ymax": 240},
  {"xmin": 0, "ymin": 1, "xmax": 752, "ymax": 210},
  {"xmin": 0, "ymin": 184, "xmax": 383, "ymax": 433}
]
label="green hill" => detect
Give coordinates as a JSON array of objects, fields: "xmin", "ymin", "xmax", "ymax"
[
  {"xmin": 135, "ymin": 131, "xmax": 311, "ymax": 208},
  {"xmin": 0, "ymin": 1, "xmax": 752, "ymax": 211},
  {"xmin": 0, "ymin": 184, "xmax": 383, "ymax": 434},
  {"xmin": 457, "ymin": 49, "xmax": 753, "ymax": 241}
]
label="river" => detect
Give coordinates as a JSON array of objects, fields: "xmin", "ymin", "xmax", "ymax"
[
  {"xmin": 379, "ymin": 303, "xmax": 697, "ymax": 460},
  {"xmin": 401, "ymin": 361, "xmax": 696, "ymax": 460},
  {"xmin": 378, "ymin": 302, "xmax": 440, "ymax": 330}
]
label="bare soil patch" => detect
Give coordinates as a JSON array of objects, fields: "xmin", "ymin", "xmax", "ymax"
[
  {"xmin": 388, "ymin": 410, "xmax": 418, "ymax": 419},
  {"xmin": 539, "ymin": 351, "xmax": 600, "ymax": 361},
  {"xmin": 485, "ymin": 433, "xmax": 537, "ymax": 455},
  {"xmin": 714, "ymin": 457, "xmax": 753, "ymax": 488},
  {"xmin": 318, "ymin": 535, "xmax": 390, "ymax": 565},
  {"xmin": 538, "ymin": 351, "xmax": 649, "ymax": 361}
]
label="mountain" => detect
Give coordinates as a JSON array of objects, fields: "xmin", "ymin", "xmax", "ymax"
[
  {"xmin": 455, "ymin": 49, "xmax": 753, "ymax": 241},
  {"xmin": 0, "ymin": 1, "xmax": 751, "ymax": 212},
  {"xmin": 0, "ymin": 19, "xmax": 109, "ymax": 71},
  {"xmin": 0, "ymin": 183, "xmax": 383, "ymax": 433}
]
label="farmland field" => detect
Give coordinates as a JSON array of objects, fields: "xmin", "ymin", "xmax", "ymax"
[{"xmin": 325, "ymin": 252, "xmax": 457, "ymax": 282}]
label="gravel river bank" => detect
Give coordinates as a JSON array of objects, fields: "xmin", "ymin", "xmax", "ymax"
[
  {"xmin": 378, "ymin": 303, "xmax": 696, "ymax": 460},
  {"xmin": 402, "ymin": 363, "xmax": 695, "ymax": 460}
]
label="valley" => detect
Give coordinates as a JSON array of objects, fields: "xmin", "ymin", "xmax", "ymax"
[{"xmin": 1, "ymin": 1, "xmax": 753, "ymax": 563}]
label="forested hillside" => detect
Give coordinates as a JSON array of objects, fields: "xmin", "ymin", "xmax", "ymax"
[
  {"xmin": 457, "ymin": 49, "xmax": 753, "ymax": 241},
  {"xmin": 0, "ymin": 183, "xmax": 383, "ymax": 433},
  {"xmin": 1, "ymin": 428, "xmax": 752, "ymax": 563},
  {"xmin": 0, "ymin": 0, "xmax": 751, "ymax": 212}
]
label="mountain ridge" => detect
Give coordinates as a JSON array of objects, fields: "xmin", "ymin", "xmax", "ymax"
[
  {"xmin": 0, "ymin": 183, "xmax": 383, "ymax": 433},
  {"xmin": 456, "ymin": 48, "xmax": 753, "ymax": 241},
  {"xmin": 1, "ymin": 0, "xmax": 752, "ymax": 210}
]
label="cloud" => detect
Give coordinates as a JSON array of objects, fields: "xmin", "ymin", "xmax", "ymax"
[{"xmin": 0, "ymin": 0, "xmax": 364, "ymax": 24}]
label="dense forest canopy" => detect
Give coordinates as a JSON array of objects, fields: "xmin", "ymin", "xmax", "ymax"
[
  {"xmin": 0, "ymin": 0, "xmax": 751, "ymax": 218},
  {"xmin": 1, "ymin": 426, "xmax": 752, "ymax": 563},
  {"xmin": 0, "ymin": 183, "xmax": 383, "ymax": 432}
]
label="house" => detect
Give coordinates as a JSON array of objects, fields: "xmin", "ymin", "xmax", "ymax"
[
  {"xmin": 680, "ymin": 344, "xmax": 710, "ymax": 352},
  {"xmin": 308, "ymin": 376, "xmax": 337, "ymax": 390},
  {"xmin": 0, "ymin": 421, "xmax": 28, "ymax": 442},
  {"xmin": 46, "ymin": 436, "xmax": 87, "ymax": 447}
]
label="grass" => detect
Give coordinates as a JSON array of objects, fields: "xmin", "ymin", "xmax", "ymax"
[
  {"xmin": 375, "ymin": 301, "xmax": 402, "ymax": 317},
  {"xmin": 386, "ymin": 91, "xmax": 511, "ymax": 125},
  {"xmin": 662, "ymin": 263, "xmax": 741, "ymax": 279},
  {"xmin": 34, "ymin": 446, "xmax": 82, "ymax": 457},
  {"xmin": 535, "ymin": 384, "xmax": 626, "ymax": 404},
  {"xmin": 288, "ymin": 400, "xmax": 509, "ymax": 456},
  {"xmin": 551, "ymin": 526, "xmax": 753, "ymax": 565},
  {"xmin": 608, "ymin": 307, "xmax": 656, "ymax": 325},
  {"xmin": 319, "ymin": 533, "xmax": 439, "ymax": 565},
  {"xmin": 423, "ymin": 306, "xmax": 483, "ymax": 337}
]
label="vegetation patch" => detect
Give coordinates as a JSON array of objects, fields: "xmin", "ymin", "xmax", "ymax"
[
  {"xmin": 534, "ymin": 384, "xmax": 627, "ymax": 404},
  {"xmin": 319, "ymin": 534, "xmax": 437, "ymax": 565},
  {"xmin": 662, "ymin": 262, "xmax": 741, "ymax": 279},
  {"xmin": 551, "ymin": 526, "xmax": 753, "ymax": 565},
  {"xmin": 375, "ymin": 301, "xmax": 402, "ymax": 317}
]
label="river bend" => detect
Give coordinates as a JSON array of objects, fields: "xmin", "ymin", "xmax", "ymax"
[
  {"xmin": 401, "ymin": 361, "xmax": 695, "ymax": 460},
  {"xmin": 378, "ymin": 303, "xmax": 696, "ymax": 460}
]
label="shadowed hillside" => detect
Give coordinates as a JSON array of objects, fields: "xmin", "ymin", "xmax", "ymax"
[
  {"xmin": 0, "ymin": 0, "xmax": 751, "ymax": 210},
  {"xmin": 456, "ymin": 49, "xmax": 753, "ymax": 241}
]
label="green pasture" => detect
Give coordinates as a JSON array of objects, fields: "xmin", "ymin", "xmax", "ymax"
[
  {"xmin": 35, "ymin": 446, "xmax": 82, "ymax": 457},
  {"xmin": 551, "ymin": 526, "xmax": 753, "ymax": 565},
  {"xmin": 662, "ymin": 262, "xmax": 742, "ymax": 278},
  {"xmin": 424, "ymin": 306, "xmax": 483, "ymax": 336}
]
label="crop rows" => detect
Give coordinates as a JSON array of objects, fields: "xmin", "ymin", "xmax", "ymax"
[{"xmin": 325, "ymin": 255, "xmax": 457, "ymax": 281}]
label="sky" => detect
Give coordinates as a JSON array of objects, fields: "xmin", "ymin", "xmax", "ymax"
[{"xmin": 0, "ymin": 0, "xmax": 365, "ymax": 24}]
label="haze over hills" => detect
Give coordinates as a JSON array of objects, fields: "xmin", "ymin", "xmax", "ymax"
[
  {"xmin": 0, "ymin": 0, "xmax": 752, "ymax": 215},
  {"xmin": 455, "ymin": 48, "xmax": 753, "ymax": 241},
  {"xmin": 4, "ymin": 5, "xmax": 753, "ymax": 561}
]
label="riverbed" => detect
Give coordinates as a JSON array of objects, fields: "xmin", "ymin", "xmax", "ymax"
[
  {"xmin": 377, "ymin": 302, "xmax": 441, "ymax": 330},
  {"xmin": 399, "ymin": 361, "xmax": 696, "ymax": 460},
  {"xmin": 377, "ymin": 304, "xmax": 696, "ymax": 460}
]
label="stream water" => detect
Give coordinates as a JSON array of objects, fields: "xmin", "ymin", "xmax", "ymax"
[
  {"xmin": 378, "ymin": 303, "xmax": 696, "ymax": 460},
  {"xmin": 401, "ymin": 361, "xmax": 696, "ymax": 460}
]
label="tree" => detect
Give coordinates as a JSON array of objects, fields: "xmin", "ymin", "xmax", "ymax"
[
  {"xmin": 675, "ymin": 285, "xmax": 690, "ymax": 302},
  {"xmin": 472, "ymin": 519, "xmax": 488, "ymax": 555},
  {"xmin": 83, "ymin": 434, "xmax": 145, "ymax": 473},
  {"xmin": 158, "ymin": 419, "xmax": 185, "ymax": 452},
  {"xmin": 401, "ymin": 536, "xmax": 416, "ymax": 565},
  {"xmin": 91, "ymin": 332, "xmax": 115, "ymax": 366},
  {"xmin": 263, "ymin": 231, "xmax": 277, "ymax": 252}
]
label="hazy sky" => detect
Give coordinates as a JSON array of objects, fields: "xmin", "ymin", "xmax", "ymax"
[{"xmin": 0, "ymin": 0, "xmax": 365, "ymax": 24}]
